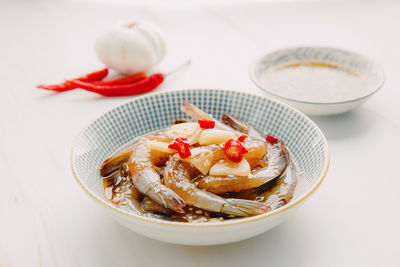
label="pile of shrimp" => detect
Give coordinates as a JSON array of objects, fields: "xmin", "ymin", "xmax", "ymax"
[{"xmin": 100, "ymin": 102, "xmax": 297, "ymax": 222}]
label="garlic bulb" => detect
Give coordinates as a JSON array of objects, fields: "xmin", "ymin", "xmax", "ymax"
[{"xmin": 95, "ymin": 21, "xmax": 166, "ymax": 74}]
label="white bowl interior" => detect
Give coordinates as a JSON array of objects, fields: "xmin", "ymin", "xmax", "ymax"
[{"xmin": 71, "ymin": 89, "xmax": 329, "ymax": 225}]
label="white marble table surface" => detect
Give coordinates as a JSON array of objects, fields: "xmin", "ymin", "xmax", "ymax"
[{"xmin": 1, "ymin": 0, "xmax": 400, "ymax": 266}]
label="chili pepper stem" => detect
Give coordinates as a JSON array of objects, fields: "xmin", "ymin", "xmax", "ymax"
[{"xmin": 163, "ymin": 59, "xmax": 191, "ymax": 78}]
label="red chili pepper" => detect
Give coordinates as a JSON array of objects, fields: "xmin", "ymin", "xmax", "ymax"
[
  {"xmin": 72, "ymin": 68, "xmax": 108, "ymax": 82},
  {"xmin": 237, "ymin": 135, "xmax": 248, "ymax": 142},
  {"xmin": 198, "ymin": 120, "xmax": 215, "ymax": 129},
  {"xmin": 222, "ymin": 139, "xmax": 248, "ymax": 163},
  {"xmin": 68, "ymin": 73, "xmax": 164, "ymax": 97},
  {"xmin": 266, "ymin": 135, "xmax": 279, "ymax": 144},
  {"xmin": 168, "ymin": 137, "xmax": 191, "ymax": 158},
  {"xmin": 37, "ymin": 68, "xmax": 108, "ymax": 92},
  {"xmin": 92, "ymin": 72, "xmax": 146, "ymax": 86},
  {"xmin": 37, "ymin": 82, "xmax": 74, "ymax": 92}
]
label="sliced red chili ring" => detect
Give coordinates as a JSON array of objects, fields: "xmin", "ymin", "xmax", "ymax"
[
  {"xmin": 222, "ymin": 139, "xmax": 248, "ymax": 163},
  {"xmin": 168, "ymin": 137, "xmax": 191, "ymax": 158},
  {"xmin": 266, "ymin": 135, "xmax": 278, "ymax": 144},
  {"xmin": 198, "ymin": 119, "xmax": 215, "ymax": 129},
  {"xmin": 237, "ymin": 135, "xmax": 248, "ymax": 142}
]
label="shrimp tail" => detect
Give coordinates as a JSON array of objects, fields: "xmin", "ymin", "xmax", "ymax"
[
  {"xmin": 181, "ymin": 102, "xmax": 235, "ymax": 132},
  {"xmin": 222, "ymin": 112, "xmax": 266, "ymax": 140},
  {"xmin": 146, "ymin": 185, "xmax": 186, "ymax": 213},
  {"xmin": 181, "ymin": 101, "xmax": 213, "ymax": 121},
  {"xmin": 181, "ymin": 102, "xmax": 266, "ymax": 140},
  {"xmin": 133, "ymin": 168, "xmax": 186, "ymax": 213},
  {"xmin": 222, "ymin": 199, "xmax": 271, "ymax": 216},
  {"xmin": 221, "ymin": 112, "xmax": 250, "ymax": 133},
  {"xmin": 99, "ymin": 148, "xmax": 132, "ymax": 177},
  {"xmin": 142, "ymin": 194, "xmax": 176, "ymax": 215}
]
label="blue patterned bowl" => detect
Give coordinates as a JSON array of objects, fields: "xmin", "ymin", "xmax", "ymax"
[{"xmin": 70, "ymin": 89, "xmax": 330, "ymax": 245}]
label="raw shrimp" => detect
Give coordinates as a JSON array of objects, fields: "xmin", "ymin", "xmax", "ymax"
[
  {"xmin": 141, "ymin": 195, "xmax": 173, "ymax": 215},
  {"xmin": 100, "ymin": 148, "xmax": 132, "ymax": 177},
  {"xmin": 196, "ymin": 141, "xmax": 288, "ymax": 194},
  {"xmin": 224, "ymin": 160, "xmax": 298, "ymax": 211},
  {"xmin": 181, "ymin": 102, "xmax": 289, "ymax": 194},
  {"xmin": 164, "ymin": 156, "xmax": 270, "ymax": 216},
  {"xmin": 128, "ymin": 137, "xmax": 186, "ymax": 213},
  {"xmin": 220, "ymin": 112, "xmax": 298, "ymax": 209},
  {"xmin": 100, "ymin": 101, "xmax": 298, "ymax": 222},
  {"xmin": 187, "ymin": 138, "xmax": 267, "ymax": 168}
]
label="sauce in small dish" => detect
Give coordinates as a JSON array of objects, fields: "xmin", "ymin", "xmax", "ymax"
[
  {"xmin": 250, "ymin": 47, "xmax": 385, "ymax": 115},
  {"xmin": 260, "ymin": 62, "xmax": 370, "ymax": 103}
]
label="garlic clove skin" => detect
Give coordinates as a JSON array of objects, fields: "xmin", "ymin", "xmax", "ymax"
[
  {"xmin": 135, "ymin": 22, "xmax": 166, "ymax": 67},
  {"xmin": 95, "ymin": 21, "xmax": 166, "ymax": 74}
]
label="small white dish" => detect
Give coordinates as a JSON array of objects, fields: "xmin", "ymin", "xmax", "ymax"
[
  {"xmin": 250, "ymin": 47, "xmax": 385, "ymax": 116},
  {"xmin": 70, "ymin": 89, "xmax": 330, "ymax": 245}
]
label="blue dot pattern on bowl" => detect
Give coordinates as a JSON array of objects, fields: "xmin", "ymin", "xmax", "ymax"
[
  {"xmin": 255, "ymin": 46, "xmax": 378, "ymax": 76},
  {"xmin": 71, "ymin": 89, "xmax": 329, "ymax": 217}
]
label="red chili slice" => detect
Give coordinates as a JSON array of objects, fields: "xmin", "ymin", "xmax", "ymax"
[
  {"xmin": 198, "ymin": 120, "xmax": 215, "ymax": 129},
  {"xmin": 168, "ymin": 137, "xmax": 191, "ymax": 158},
  {"xmin": 237, "ymin": 135, "xmax": 248, "ymax": 142},
  {"xmin": 266, "ymin": 135, "xmax": 278, "ymax": 144},
  {"xmin": 222, "ymin": 139, "xmax": 248, "ymax": 163}
]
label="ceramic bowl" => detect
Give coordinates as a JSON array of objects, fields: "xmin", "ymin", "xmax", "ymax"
[
  {"xmin": 70, "ymin": 89, "xmax": 330, "ymax": 245},
  {"xmin": 250, "ymin": 47, "xmax": 385, "ymax": 116}
]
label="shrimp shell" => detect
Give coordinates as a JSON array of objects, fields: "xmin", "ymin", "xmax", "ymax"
[
  {"xmin": 195, "ymin": 141, "xmax": 288, "ymax": 194},
  {"xmin": 128, "ymin": 137, "xmax": 186, "ymax": 213},
  {"xmin": 100, "ymin": 148, "xmax": 132, "ymax": 177},
  {"xmin": 223, "ymin": 153, "xmax": 298, "ymax": 211},
  {"xmin": 164, "ymin": 157, "xmax": 270, "ymax": 217}
]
